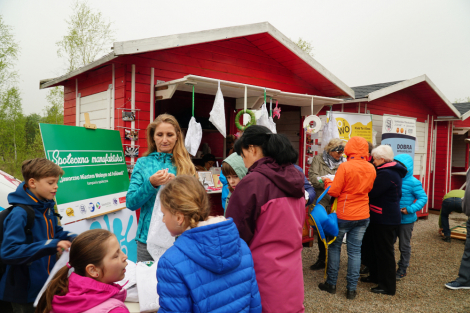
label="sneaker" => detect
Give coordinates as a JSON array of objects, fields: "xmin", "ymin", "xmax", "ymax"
[
  {"xmin": 442, "ymin": 236, "xmax": 451, "ymax": 243},
  {"xmin": 318, "ymin": 282, "xmax": 336, "ymax": 294},
  {"xmin": 445, "ymin": 281, "xmax": 470, "ymax": 290},
  {"xmin": 310, "ymin": 259, "xmax": 326, "ymax": 271},
  {"xmin": 396, "ymin": 272, "xmax": 407, "ymax": 281}
]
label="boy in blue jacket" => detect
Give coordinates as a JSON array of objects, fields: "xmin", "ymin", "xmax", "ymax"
[
  {"xmin": 0, "ymin": 158, "xmax": 76, "ymax": 313},
  {"xmin": 393, "ymin": 154, "xmax": 428, "ymax": 280}
]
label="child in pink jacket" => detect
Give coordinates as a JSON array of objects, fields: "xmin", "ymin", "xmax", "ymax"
[{"xmin": 36, "ymin": 229, "xmax": 129, "ymax": 313}]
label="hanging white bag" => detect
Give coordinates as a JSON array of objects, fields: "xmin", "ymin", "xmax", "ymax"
[
  {"xmin": 209, "ymin": 81, "xmax": 226, "ymax": 137},
  {"xmin": 136, "ymin": 262, "xmax": 160, "ymax": 312},
  {"xmin": 34, "ymin": 250, "xmax": 70, "ymax": 307},
  {"xmin": 321, "ymin": 111, "xmax": 340, "ymax": 151},
  {"xmin": 184, "ymin": 116, "xmax": 202, "ymax": 156},
  {"xmin": 147, "ymin": 186, "xmax": 175, "ymax": 261}
]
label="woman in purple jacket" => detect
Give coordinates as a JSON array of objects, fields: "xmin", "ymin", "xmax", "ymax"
[{"xmin": 226, "ymin": 125, "xmax": 306, "ymax": 313}]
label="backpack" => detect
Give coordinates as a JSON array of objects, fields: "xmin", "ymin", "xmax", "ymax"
[{"xmin": 0, "ymin": 204, "xmax": 35, "ymax": 278}]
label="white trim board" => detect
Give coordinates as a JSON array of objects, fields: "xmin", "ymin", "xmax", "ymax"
[{"xmin": 39, "ymin": 22, "xmax": 354, "ymax": 98}]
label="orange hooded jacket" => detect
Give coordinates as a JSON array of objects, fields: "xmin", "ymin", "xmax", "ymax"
[{"xmin": 323, "ymin": 136, "xmax": 376, "ymax": 221}]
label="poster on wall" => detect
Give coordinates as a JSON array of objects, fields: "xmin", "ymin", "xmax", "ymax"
[
  {"xmin": 381, "ymin": 115, "xmax": 416, "ymax": 159},
  {"xmin": 39, "ymin": 124, "xmax": 130, "ymax": 224},
  {"xmin": 327, "ymin": 112, "xmax": 373, "ymax": 143},
  {"xmin": 63, "ymin": 209, "xmax": 138, "ymax": 262}
]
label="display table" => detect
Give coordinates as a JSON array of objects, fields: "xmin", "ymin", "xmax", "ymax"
[{"xmin": 124, "ymin": 302, "xmax": 142, "ymax": 313}]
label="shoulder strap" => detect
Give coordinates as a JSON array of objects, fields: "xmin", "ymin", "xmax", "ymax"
[
  {"xmin": 315, "ymin": 186, "xmax": 331, "ymax": 205},
  {"xmin": 10, "ymin": 204, "xmax": 35, "ymax": 235}
]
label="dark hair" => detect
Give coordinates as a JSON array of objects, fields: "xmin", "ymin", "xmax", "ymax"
[
  {"xmin": 367, "ymin": 141, "xmax": 374, "ymax": 154},
  {"xmin": 36, "ymin": 229, "xmax": 114, "ymax": 313},
  {"xmin": 22, "ymin": 158, "xmax": 64, "ymax": 186},
  {"xmin": 201, "ymin": 154, "xmax": 216, "ymax": 164},
  {"xmin": 234, "ymin": 125, "xmax": 298, "ymax": 165}
]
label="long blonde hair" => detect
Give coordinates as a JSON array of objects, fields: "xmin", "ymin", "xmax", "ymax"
[
  {"xmin": 144, "ymin": 113, "xmax": 196, "ymax": 176},
  {"xmin": 160, "ymin": 175, "xmax": 211, "ymax": 229}
]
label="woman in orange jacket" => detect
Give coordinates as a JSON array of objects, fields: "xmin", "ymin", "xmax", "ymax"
[{"xmin": 317, "ymin": 136, "xmax": 376, "ymax": 300}]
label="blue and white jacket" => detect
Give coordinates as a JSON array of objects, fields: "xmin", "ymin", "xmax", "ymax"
[
  {"xmin": 394, "ymin": 154, "xmax": 428, "ymax": 224},
  {"xmin": 0, "ymin": 182, "xmax": 76, "ymax": 303},
  {"xmin": 127, "ymin": 152, "xmax": 177, "ymax": 244},
  {"xmin": 157, "ymin": 217, "xmax": 262, "ymax": 313}
]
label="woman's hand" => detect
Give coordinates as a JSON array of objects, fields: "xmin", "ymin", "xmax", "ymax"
[
  {"xmin": 401, "ymin": 207, "xmax": 408, "ymax": 215},
  {"xmin": 150, "ymin": 169, "xmax": 175, "ymax": 187}
]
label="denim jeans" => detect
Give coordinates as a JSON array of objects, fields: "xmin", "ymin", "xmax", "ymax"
[
  {"xmin": 326, "ymin": 219, "xmax": 370, "ymax": 291},
  {"xmin": 441, "ymin": 197, "xmax": 462, "ymax": 237}
]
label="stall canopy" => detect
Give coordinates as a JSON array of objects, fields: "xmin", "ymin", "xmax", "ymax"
[
  {"xmin": 343, "ymin": 75, "xmax": 461, "ymax": 119},
  {"xmin": 155, "ymin": 75, "xmax": 343, "ymax": 116}
]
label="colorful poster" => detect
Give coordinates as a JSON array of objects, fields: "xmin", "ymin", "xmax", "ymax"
[
  {"xmin": 39, "ymin": 124, "xmax": 130, "ymax": 224},
  {"xmin": 327, "ymin": 112, "xmax": 373, "ymax": 143},
  {"xmin": 63, "ymin": 209, "xmax": 138, "ymax": 262},
  {"xmin": 381, "ymin": 115, "xmax": 416, "ymax": 159}
]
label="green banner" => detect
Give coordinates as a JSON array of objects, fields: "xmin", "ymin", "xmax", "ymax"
[{"xmin": 40, "ymin": 124, "xmax": 129, "ymax": 224}]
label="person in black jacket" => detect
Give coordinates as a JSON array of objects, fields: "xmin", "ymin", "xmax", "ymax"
[{"xmin": 361, "ymin": 145, "xmax": 406, "ymax": 296}]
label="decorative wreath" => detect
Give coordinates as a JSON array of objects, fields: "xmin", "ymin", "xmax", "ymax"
[{"xmin": 235, "ymin": 109, "xmax": 256, "ymax": 131}]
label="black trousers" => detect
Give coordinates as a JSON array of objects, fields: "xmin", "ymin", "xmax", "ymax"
[
  {"xmin": 361, "ymin": 224, "xmax": 373, "ymax": 268},
  {"xmin": 367, "ymin": 223, "xmax": 398, "ymax": 295}
]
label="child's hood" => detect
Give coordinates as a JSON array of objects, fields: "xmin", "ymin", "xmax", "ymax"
[
  {"xmin": 174, "ymin": 217, "xmax": 243, "ymax": 275},
  {"xmin": 223, "ymin": 153, "xmax": 248, "ymax": 179},
  {"xmin": 51, "ymin": 272, "xmax": 126, "ymax": 313},
  {"xmin": 8, "ymin": 181, "xmax": 55, "ymax": 211}
]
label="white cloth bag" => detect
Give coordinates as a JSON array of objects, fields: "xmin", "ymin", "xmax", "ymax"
[
  {"xmin": 256, "ymin": 102, "xmax": 277, "ymax": 133},
  {"xmin": 209, "ymin": 81, "xmax": 226, "ymax": 137},
  {"xmin": 184, "ymin": 116, "xmax": 202, "ymax": 156},
  {"xmin": 321, "ymin": 112, "xmax": 340, "ymax": 151},
  {"xmin": 34, "ymin": 250, "xmax": 70, "ymax": 307},
  {"xmin": 146, "ymin": 186, "xmax": 175, "ymax": 261},
  {"xmin": 136, "ymin": 262, "xmax": 160, "ymax": 312}
]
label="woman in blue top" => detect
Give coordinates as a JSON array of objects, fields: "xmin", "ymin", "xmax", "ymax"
[{"xmin": 126, "ymin": 113, "xmax": 196, "ymax": 262}]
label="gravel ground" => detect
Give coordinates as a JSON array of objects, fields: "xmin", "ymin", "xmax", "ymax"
[{"xmin": 302, "ymin": 213, "xmax": 470, "ymax": 312}]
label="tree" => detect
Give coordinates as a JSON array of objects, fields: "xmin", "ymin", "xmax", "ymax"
[
  {"xmin": 43, "ymin": 86, "xmax": 64, "ymax": 125},
  {"xmin": 56, "ymin": 0, "xmax": 115, "ymax": 73},
  {"xmin": 0, "ymin": 15, "xmax": 19, "ymax": 94},
  {"xmin": 293, "ymin": 38, "xmax": 315, "ymax": 58},
  {"xmin": 455, "ymin": 97, "xmax": 470, "ymax": 103}
]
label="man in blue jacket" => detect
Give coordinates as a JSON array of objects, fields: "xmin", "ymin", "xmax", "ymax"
[
  {"xmin": 394, "ymin": 154, "xmax": 428, "ymax": 280},
  {"xmin": 0, "ymin": 159, "xmax": 76, "ymax": 313}
]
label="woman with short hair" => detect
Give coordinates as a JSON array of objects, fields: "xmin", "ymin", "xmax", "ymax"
[
  {"xmin": 226, "ymin": 125, "xmax": 306, "ymax": 313},
  {"xmin": 126, "ymin": 113, "xmax": 196, "ymax": 262},
  {"xmin": 308, "ymin": 138, "xmax": 346, "ymax": 270},
  {"xmin": 361, "ymin": 145, "xmax": 407, "ymax": 296}
]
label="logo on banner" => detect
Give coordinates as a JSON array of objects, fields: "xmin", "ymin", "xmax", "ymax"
[
  {"xmin": 113, "ymin": 198, "xmax": 118, "ymax": 206},
  {"xmin": 96, "ymin": 202, "xmax": 101, "ymax": 210},
  {"xmin": 336, "ymin": 118, "xmax": 351, "ymax": 140},
  {"xmin": 385, "ymin": 118, "xmax": 393, "ymax": 132},
  {"xmin": 80, "ymin": 204, "xmax": 86, "ymax": 215},
  {"xmin": 119, "ymin": 197, "xmax": 126, "ymax": 204},
  {"xmin": 88, "ymin": 202, "xmax": 95, "ymax": 213}
]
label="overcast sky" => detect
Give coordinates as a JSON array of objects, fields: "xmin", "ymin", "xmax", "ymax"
[{"xmin": 1, "ymin": 0, "xmax": 469, "ymax": 115}]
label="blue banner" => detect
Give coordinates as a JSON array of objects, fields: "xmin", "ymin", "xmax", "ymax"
[{"xmin": 381, "ymin": 133, "xmax": 416, "ymax": 159}]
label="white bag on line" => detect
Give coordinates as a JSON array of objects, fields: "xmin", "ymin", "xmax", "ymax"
[
  {"xmin": 34, "ymin": 250, "xmax": 70, "ymax": 307},
  {"xmin": 125, "ymin": 285, "xmax": 139, "ymax": 303},
  {"xmin": 147, "ymin": 186, "xmax": 175, "ymax": 261},
  {"xmin": 256, "ymin": 101, "xmax": 277, "ymax": 134},
  {"xmin": 321, "ymin": 112, "xmax": 340, "ymax": 151},
  {"xmin": 136, "ymin": 262, "xmax": 160, "ymax": 312},
  {"xmin": 184, "ymin": 116, "xmax": 202, "ymax": 156},
  {"xmin": 209, "ymin": 81, "xmax": 226, "ymax": 138}
]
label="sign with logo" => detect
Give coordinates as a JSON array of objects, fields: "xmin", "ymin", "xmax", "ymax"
[
  {"xmin": 39, "ymin": 124, "xmax": 129, "ymax": 224},
  {"xmin": 381, "ymin": 115, "xmax": 416, "ymax": 159},
  {"xmin": 327, "ymin": 112, "xmax": 373, "ymax": 143}
]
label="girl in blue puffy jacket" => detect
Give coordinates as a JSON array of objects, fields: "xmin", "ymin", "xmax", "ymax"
[
  {"xmin": 394, "ymin": 154, "xmax": 428, "ymax": 280},
  {"xmin": 157, "ymin": 175, "xmax": 262, "ymax": 313}
]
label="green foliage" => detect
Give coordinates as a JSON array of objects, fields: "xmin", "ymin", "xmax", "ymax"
[
  {"xmin": 0, "ymin": 15, "xmax": 19, "ymax": 93},
  {"xmin": 44, "ymin": 86, "xmax": 64, "ymax": 125},
  {"xmin": 57, "ymin": 0, "xmax": 115, "ymax": 73},
  {"xmin": 293, "ymin": 37, "xmax": 315, "ymax": 57},
  {"xmin": 455, "ymin": 97, "xmax": 470, "ymax": 103}
]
